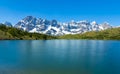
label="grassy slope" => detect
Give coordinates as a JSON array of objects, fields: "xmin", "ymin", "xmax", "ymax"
[
  {"xmin": 0, "ymin": 30, "xmax": 13, "ymax": 39},
  {"xmin": 0, "ymin": 24, "xmax": 120, "ymax": 40},
  {"xmin": 59, "ymin": 28, "xmax": 120, "ymax": 40},
  {"xmin": 0, "ymin": 24, "xmax": 57, "ymax": 40}
]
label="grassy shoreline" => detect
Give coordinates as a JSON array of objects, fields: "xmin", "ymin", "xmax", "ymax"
[
  {"xmin": 0, "ymin": 24, "xmax": 120, "ymax": 40},
  {"xmin": 0, "ymin": 24, "xmax": 57, "ymax": 40},
  {"xmin": 59, "ymin": 28, "xmax": 120, "ymax": 40}
]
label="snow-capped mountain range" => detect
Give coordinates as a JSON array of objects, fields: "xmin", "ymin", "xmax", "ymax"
[{"xmin": 14, "ymin": 16, "xmax": 112, "ymax": 36}]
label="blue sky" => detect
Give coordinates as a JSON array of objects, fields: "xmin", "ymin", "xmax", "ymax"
[{"xmin": 0, "ymin": 0, "xmax": 120, "ymax": 26}]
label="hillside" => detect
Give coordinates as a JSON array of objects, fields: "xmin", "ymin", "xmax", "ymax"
[
  {"xmin": 59, "ymin": 28, "xmax": 120, "ymax": 40},
  {"xmin": 0, "ymin": 24, "xmax": 57, "ymax": 40},
  {"xmin": 0, "ymin": 23, "xmax": 120, "ymax": 40}
]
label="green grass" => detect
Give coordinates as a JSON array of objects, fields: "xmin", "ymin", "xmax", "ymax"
[
  {"xmin": 59, "ymin": 28, "xmax": 120, "ymax": 40},
  {"xmin": 0, "ymin": 24, "xmax": 120, "ymax": 40},
  {"xmin": 0, "ymin": 24, "xmax": 57, "ymax": 40}
]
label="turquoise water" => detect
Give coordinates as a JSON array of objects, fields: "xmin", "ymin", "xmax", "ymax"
[{"xmin": 0, "ymin": 40, "xmax": 120, "ymax": 74}]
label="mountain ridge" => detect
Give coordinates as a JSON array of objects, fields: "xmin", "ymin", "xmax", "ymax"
[
  {"xmin": 1, "ymin": 16, "xmax": 113, "ymax": 36},
  {"xmin": 0, "ymin": 23, "xmax": 120, "ymax": 40},
  {"xmin": 14, "ymin": 16, "xmax": 112, "ymax": 36}
]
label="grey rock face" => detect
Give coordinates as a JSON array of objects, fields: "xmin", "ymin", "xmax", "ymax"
[{"xmin": 15, "ymin": 16, "xmax": 112, "ymax": 35}]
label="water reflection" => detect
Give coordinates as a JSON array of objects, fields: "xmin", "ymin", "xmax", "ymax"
[{"xmin": 0, "ymin": 40, "xmax": 120, "ymax": 74}]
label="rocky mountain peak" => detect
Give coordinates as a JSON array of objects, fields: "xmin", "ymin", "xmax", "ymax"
[{"xmin": 14, "ymin": 16, "xmax": 112, "ymax": 36}]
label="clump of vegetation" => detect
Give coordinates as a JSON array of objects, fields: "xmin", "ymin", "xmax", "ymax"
[
  {"xmin": 0, "ymin": 24, "xmax": 57, "ymax": 40},
  {"xmin": 59, "ymin": 28, "xmax": 120, "ymax": 40}
]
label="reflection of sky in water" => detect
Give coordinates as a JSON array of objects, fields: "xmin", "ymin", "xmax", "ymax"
[{"xmin": 0, "ymin": 40, "xmax": 120, "ymax": 74}]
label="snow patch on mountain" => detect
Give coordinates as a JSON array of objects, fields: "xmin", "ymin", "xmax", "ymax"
[{"xmin": 15, "ymin": 16, "xmax": 112, "ymax": 36}]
